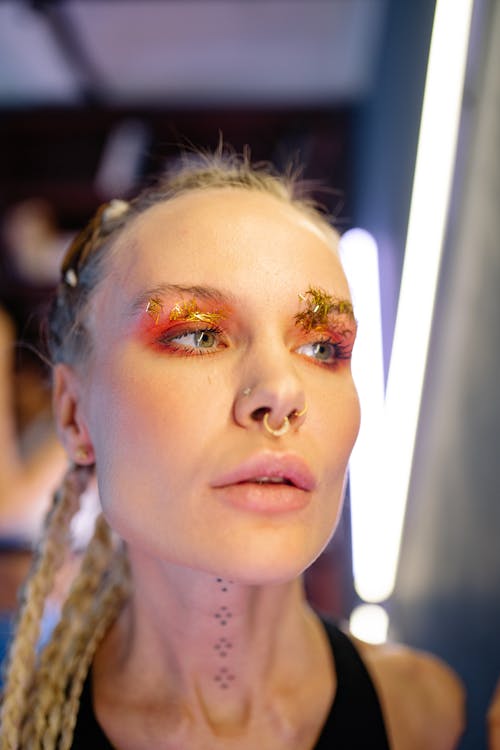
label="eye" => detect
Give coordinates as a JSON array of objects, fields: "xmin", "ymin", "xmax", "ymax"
[
  {"xmin": 169, "ymin": 329, "xmax": 219, "ymax": 350},
  {"xmin": 296, "ymin": 340, "xmax": 339, "ymax": 364},
  {"xmin": 152, "ymin": 323, "xmax": 228, "ymax": 357}
]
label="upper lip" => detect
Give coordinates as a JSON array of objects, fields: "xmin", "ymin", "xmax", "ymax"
[{"xmin": 212, "ymin": 453, "xmax": 316, "ymax": 492}]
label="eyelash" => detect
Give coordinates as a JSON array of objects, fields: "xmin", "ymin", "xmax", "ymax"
[
  {"xmin": 295, "ymin": 336, "xmax": 353, "ymax": 367},
  {"xmin": 154, "ymin": 325, "xmax": 353, "ymax": 366},
  {"xmin": 155, "ymin": 325, "xmax": 226, "ymax": 356}
]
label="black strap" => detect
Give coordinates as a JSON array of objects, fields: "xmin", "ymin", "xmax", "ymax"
[
  {"xmin": 70, "ymin": 671, "xmax": 113, "ymax": 749},
  {"xmin": 71, "ymin": 621, "xmax": 390, "ymax": 750},
  {"xmin": 313, "ymin": 619, "xmax": 391, "ymax": 749}
]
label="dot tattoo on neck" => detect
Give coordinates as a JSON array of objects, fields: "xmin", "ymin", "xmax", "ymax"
[
  {"xmin": 212, "ymin": 578, "xmax": 236, "ymax": 688},
  {"xmin": 214, "ymin": 666, "xmax": 236, "ymax": 689},
  {"xmin": 214, "ymin": 636, "xmax": 233, "ymax": 657},
  {"xmin": 214, "ymin": 605, "xmax": 233, "ymax": 626},
  {"xmin": 215, "ymin": 577, "xmax": 233, "ymax": 593}
]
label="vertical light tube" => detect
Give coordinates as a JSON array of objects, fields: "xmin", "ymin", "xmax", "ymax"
[
  {"xmin": 339, "ymin": 229, "xmax": 385, "ymax": 601},
  {"xmin": 365, "ymin": 0, "xmax": 475, "ymax": 602}
]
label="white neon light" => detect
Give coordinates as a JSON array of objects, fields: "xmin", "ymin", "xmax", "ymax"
[
  {"xmin": 339, "ymin": 229, "xmax": 386, "ymax": 599},
  {"xmin": 349, "ymin": 604, "xmax": 389, "ymax": 644},
  {"xmin": 353, "ymin": 0, "xmax": 474, "ymax": 603}
]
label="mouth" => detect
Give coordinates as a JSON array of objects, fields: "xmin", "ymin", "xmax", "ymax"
[
  {"xmin": 238, "ymin": 476, "xmax": 295, "ymax": 486},
  {"xmin": 212, "ymin": 453, "xmax": 316, "ymax": 493}
]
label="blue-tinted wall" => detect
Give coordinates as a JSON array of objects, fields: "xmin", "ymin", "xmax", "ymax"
[{"xmin": 352, "ymin": 1, "xmax": 499, "ymax": 747}]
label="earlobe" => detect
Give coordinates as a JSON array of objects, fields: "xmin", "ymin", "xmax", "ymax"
[{"xmin": 52, "ymin": 363, "xmax": 95, "ymax": 465}]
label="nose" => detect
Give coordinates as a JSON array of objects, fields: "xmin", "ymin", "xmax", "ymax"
[{"xmin": 233, "ymin": 346, "xmax": 307, "ymax": 436}]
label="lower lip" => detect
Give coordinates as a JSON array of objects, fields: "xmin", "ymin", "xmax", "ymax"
[{"xmin": 214, "ymin": 483, "xmax": 311, "ymax": 514}]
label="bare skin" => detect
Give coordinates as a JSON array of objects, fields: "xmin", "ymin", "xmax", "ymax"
[
  {"xmin": 357, "ymin": 639, "xmax": 465, "ymax": 750},
  {"xmin": 93, "ymin": 572, "xmax": 335, "ymax": 750},
  {"xmin": 91, "ymin": 570, "xmax": 464, "ymax": 750},
  {"xmin": 488, "ymin": 679, "xmax": 500, "ymax": 749}
]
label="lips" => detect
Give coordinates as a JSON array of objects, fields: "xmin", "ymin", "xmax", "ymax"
[{"xmin": 212, "ymin": 453, "xmax": 316, "ymax": 492}]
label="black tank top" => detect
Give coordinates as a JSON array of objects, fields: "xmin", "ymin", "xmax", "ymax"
[
  {"xmin": 315, "ymin": 619, "xmax": 390, "ymax": 748},
  {"xmin": 71, "ymin": 619, "xmax": 390, "ymax": 749}
]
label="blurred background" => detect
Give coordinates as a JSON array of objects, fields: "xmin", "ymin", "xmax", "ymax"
[{"xmin": 0, "ymin": 1, "xmax": 499, "ymax": 747}]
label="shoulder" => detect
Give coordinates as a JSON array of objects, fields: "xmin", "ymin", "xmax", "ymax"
[
  {"xmin": 487, "ymin": 678, "xmax": 500, "ymax": 749},
  {"xmin": 353, "ymin": 637, "xmax": 465, "ymax": 750}
]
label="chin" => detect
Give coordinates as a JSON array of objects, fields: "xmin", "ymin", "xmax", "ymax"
[{"xmin": 200, "ymin": 536, "xmax": 331, "ymax": 587}]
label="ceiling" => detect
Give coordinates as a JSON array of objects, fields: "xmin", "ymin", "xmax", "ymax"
[
  {"xmin": 0, "ymin": 0, "xmax": 390, "ymax": 326},
  {"xmin": 0, "ymin": 0, "xmax": 388, "ymax": 108}
]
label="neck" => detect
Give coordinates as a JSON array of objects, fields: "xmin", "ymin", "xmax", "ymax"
[{"xmin": 94, "ymin": 550, "xmax": 331, "ymax": 739}]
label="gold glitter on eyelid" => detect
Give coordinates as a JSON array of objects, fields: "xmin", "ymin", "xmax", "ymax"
[
  {"xmin": 146, "ymin": 298, "xmax": 163, "ymax": 325},
  {"xmin": 295, "ymin": 286, "xmax": 354, "ymax": 331},
  {"xmin": 169, "ymin": 299, "xmax": 225, "ymax": 325}
]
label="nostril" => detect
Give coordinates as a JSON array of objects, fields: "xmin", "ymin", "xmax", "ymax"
[{"xmin": 250, "ymin": 407, "xmax": 269, "ymax": 422}]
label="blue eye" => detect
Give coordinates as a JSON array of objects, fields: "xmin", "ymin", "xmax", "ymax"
[{"xmin": 296, "ymin": 340, "xmax": 338, "ymax": 364}]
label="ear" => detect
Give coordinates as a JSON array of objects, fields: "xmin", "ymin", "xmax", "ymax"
[{"xmin": 52, "ymin": 363, "xmax": 95, "ymax": 465}]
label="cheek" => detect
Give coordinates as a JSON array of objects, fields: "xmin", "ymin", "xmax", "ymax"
[
  {"xmin": 345, "ymin": 383, "xmax": 361, "ymax": 452},
  {"xmin": 311, "ymin": 380, "xmax": 360, "ymax": 534},
  {"xmin": 85, "ymin": 364, "xmax": 195, "ymax": 542},
  {"xmin": 84, "ymin": 353, "xmax": 227, "ymax": 507},
  {"xmin": 317, "ymin": 380, "xmax": 359, "ymax": 521},
  {"xmin": 86, "ymin": 358, "xmax": 186, "ymax": 475},
  {"xmin": 325, "ymin": 379, "xmax": 361, "ymax": 463}
]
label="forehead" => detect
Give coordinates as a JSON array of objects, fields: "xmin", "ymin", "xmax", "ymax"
[{"xmin": 108, "ymin": 187, "xmax": 348, "ymax": 296}]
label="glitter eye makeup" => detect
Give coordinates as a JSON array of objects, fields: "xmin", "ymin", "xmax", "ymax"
[
  {"xmin": 139, "ymin": 296, "xmax": 229, "ymax": 357},
  {"xmin": 146, "ymin": 297, "xmax": 163, "ymax": 324},
  {"xmin": 293, "ymin": 286, "xmax": 356, "ymax": 367},
  {"xmin": 144, "ymin": 295, "xmax": 226, "ymax": 328},
  {"xmin": 294, "ymin": 286, "xmax": 354, "ymax": 332},
  {"xmin": 168, "ymin": 298, "xmax": 225, "ymax": 326},
  {"xmin": 141, "ymin": 289, "xmax": 355, "ymax": 363}
]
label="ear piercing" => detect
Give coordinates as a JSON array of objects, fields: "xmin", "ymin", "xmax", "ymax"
[{"xmin": 75, "ymin": 446, "xmax": 91, "ymax": 463}]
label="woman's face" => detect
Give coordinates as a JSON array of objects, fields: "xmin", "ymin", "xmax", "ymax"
[{"xmin": 78, "ymin": 187, "xmax": 360, "ymax": 584}]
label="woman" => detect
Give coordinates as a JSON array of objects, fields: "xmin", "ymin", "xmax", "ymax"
[{"xmin": 0, "ymin": 151, "xmax": 464, "ymax": 748}]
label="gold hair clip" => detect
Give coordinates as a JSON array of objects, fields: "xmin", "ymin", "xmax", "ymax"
[
  {"xmin": 169, "ymin": 299, "xmax": 224, "ymax": 325},
  {"xmin": 146, "ymin": 298, "xmax": 163, "ymax": 324},
  {"xmin": 295, "ymin": 286, "xmax": 354, "ymax": 331}
]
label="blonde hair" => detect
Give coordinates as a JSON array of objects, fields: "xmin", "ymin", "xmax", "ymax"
[
  {"xmin": 0, "ymin": 466, "xmax": 130, "ymax": 749},
  {"xmin": 0, "ymin": 148, "xmax": 335, "ymax": 748}
]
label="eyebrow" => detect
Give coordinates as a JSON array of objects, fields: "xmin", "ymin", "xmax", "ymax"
[
  {"xmin": 294, "ymin": 288, "xmax": 356, "ymax": 331},
  {"xmin": 127, "ymin": 283, "xmax": 238, "ymax": 318},
  {"xmin": 302, "ymin": 314, "xmax": 358, "ymax": 338}
]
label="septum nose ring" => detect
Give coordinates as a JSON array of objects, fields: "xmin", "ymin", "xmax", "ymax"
[
  {"xmin": 262, "ymin": 405, "xmax": 307, "ymax": 437},
  {"xmin": 263, "ymin": 412, "xmax": 290, "ymax": 437}
]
